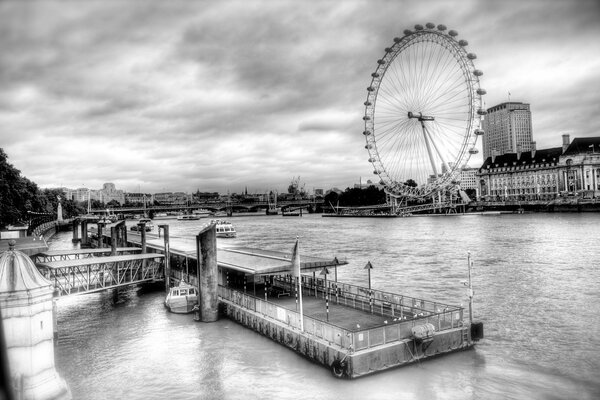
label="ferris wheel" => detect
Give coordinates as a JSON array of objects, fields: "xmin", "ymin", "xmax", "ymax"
[{"xmin": 363, "ymin": 23, "xmax": 486, "ymax": 199}]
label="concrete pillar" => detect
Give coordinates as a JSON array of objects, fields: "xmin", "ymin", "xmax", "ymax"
[
  {"xmin": 159, "ymin": 224, "xmax": 171, "ymax": 293},
  {"xmin": 196, "ymin": 222, "xmax": 218, "ymax": 322},
  {"xmin": 138, "ymin": 222, "xmax": 147, "ymax": 254},
  {"xmin": 0, "ymin": 240, "xmax": 71, "ymax": 399},
  {"xmin": 97, "ymin": 222, "xmax": 105, "ymax": 248},
  {"xmin": 81, "ymin": 221, "xmax": 88, "ymax": 245},
  {"xmin": 110, "ymin": 226, "xmax": 118, "ymax": 256},
  {"xmin": 71, "ymin": 220, "xmax": 80, "ymax": 243}
]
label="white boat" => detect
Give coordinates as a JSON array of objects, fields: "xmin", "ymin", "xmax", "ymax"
[
  {"xmin": 153, "ymin": 212, "xmax": 173, "ymax": 220},
  {"xmin": 177, "ymin": 214, "xmax": 202, "ymax": 220},
  {"xmin": 211, "ymin": 219, "xmax": 237, "ymax": 238},
  {"xmin": 164, "ymin": 281, "xmax": 198, "ymax": 314},
  {"xmin": 193, "ymin": 209, "xmax": 212, "ymax": 217}
]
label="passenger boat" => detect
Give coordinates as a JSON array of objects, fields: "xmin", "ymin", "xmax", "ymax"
[
  {"xmin": 164, "ymin": 281, "xmax": 198, "ymax": 314},
  {"xmin": 192, "ymin": 209, "xmax": 212, "ymax": 217},
  {"xmin": 177, "ymin": 214, "xmax": 202, "ymax": 221},
  {"xmin": 211, "ymin": 219, "xmax": 237, "ymax": 238}
]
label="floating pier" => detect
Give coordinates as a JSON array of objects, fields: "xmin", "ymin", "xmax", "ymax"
[{"xmin": 90, "ymin": 223, "xmax": 484, "ymax": 378}]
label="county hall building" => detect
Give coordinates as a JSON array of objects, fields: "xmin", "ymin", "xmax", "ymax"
[{"xmin": 478, "ymin": 134, "xmax": 600, "ymax": 201}]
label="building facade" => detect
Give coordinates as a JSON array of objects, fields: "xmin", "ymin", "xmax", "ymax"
[
  {"xmin": 478, "ymin": 135, "xmax": 600, "ymax": 201},
  {"xmin": 482, "ymin": 102, "xmax": 533, "ymax": 160}
]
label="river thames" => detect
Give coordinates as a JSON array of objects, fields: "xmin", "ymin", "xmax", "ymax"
[{"xmin": 50, "ymin": 213, "xmax": 600, "ymax": 399}]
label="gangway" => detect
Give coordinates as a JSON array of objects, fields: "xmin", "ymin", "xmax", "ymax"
[
  {"xmin": 32, "ymin": 247, "xmax": 142, "ymax": 263},
  {"xmin": 36, "ymin": 253, "xmax": 164, "ymax": 297}
]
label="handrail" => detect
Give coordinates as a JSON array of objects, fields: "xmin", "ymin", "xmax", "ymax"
[{"xmin": 219, "ymin": 284, "xmax": 465, "ymax": 352}]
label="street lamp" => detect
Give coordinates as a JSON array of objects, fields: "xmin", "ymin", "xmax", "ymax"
[
  {"xmin": 364, "ymin": 261, "xmax": 373, "ymax": 313},
  {"xmin": 320, "ymin": 266, "xmax": 330, "ymax": 321}
]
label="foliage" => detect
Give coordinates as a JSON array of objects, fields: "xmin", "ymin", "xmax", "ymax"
[
  {"xmin": 324, "ymin": 186, "xmax": 386, "ymax": 207},
  {"xmin": 0, "ymin": 148, "xmax": 44, "ymax": 228}
]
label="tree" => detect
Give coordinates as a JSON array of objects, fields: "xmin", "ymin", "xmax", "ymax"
[{"xmin": 0, "ymin": 148, "xmax": 42, "ymax": 228}]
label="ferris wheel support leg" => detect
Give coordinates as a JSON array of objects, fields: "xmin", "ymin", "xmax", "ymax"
[
  {"xmin": 424, "ymin": 125, "xmax": 451, "ymax": 174},
  {"xmin": 421, "ymin": 122, "xmax": 439, "ymax": 177}
]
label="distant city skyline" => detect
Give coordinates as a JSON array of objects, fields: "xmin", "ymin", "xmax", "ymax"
[{"xmin": 1, "ymin": 0, "xmax": 599, "ymax": 194}]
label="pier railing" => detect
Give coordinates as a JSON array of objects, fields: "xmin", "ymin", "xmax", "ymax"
[
  {"xmin": 219, "ymin": 284, "xmax": 465, "ymax": 352},
  {"xmin": 274, "ymin": 275, "xmax": 461, "ymax": 316},
  {"xmin": 219, "ymin": 285, "xmax": 355, "ymax": 349}
]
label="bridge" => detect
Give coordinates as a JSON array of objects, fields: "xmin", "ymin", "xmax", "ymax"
[{"xmin": 89, "ymin": 199, "xmax": 324, "ymax": 215}]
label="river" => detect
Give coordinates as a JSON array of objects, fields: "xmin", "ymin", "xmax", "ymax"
[{"xmin": 50, "ymin": 213, "xmax": 600, "ymax": 399}]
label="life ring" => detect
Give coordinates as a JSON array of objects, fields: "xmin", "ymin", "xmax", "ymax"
[{"xmin": 331, "ymin": 360, "xmax": 346, "ymax": 378}]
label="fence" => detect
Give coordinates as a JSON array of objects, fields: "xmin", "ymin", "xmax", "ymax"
[{"xmin": 219, "ymin": 283, "xmax": 465, "ymax": 352}]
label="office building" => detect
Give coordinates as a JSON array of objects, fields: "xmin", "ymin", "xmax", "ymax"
[{"xmin": 482, "ymin": 102, "xmax": 533, "ymax": 159}]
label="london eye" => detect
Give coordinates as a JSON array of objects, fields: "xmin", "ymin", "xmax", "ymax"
[{"xmin": 363, "ymin": 23, "xmax": 486, "ymax": 200}]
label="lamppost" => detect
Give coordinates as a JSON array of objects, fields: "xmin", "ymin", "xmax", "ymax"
[
  {"xmin": 365, "ymin": 261, "xmax": 373, "ymax": 313},
  {"xmin": 463, "ymin": 252, "xmax": 474, "ymax": 325},
  {"xmin": 320, "ymin": 266, "xmax": 330, "ymax": 321},
  {"xmin": 333, "ymin": 257, "xmax": 340, "ymax": 304}
]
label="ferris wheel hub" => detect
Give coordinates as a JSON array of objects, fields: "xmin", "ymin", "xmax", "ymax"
[{"xmin": 407, "ymin": 112, "xmax": 434, "ymax": 121}]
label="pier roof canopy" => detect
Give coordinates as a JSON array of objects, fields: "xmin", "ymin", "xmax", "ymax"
[{"xmin": 216, "ymin": 247, "xmax": 347, "ymax": 276}]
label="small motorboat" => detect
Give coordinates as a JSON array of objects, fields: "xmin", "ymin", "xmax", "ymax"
[{"xmin": 164, "ymin": 281, "xmax": 198, "ymax": 314}]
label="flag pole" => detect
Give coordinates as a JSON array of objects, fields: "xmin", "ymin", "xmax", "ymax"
[{"xmin": 292, "ymin": 237, "xmax": 304, "ymax": 332}]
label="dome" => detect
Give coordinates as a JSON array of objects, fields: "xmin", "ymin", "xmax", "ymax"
[{"xmin": 0, "ymin": 240, "xmax": 52, "ymax": 293}]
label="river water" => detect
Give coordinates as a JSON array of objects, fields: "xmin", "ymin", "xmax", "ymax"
[{"xmin": 50, "ymin": 213, "xmax": 600, "ymax": 399}]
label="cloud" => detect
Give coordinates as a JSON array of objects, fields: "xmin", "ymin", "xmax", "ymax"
[{"xmin": 0, "ymin": 0, "xmax": 599, "ymax": 195}]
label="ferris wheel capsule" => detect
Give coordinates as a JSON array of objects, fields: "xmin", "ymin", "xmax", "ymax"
[
  {"xmin": 426, "ymin": 22, "xmax": 435, "ymax": 29},
  {"xmin": 448, "ymin": 30, "xmax": 458, "ymax": 36},
  {"xmin": 394, "ymin": 37, "xmax": 401, "ymax": 43},
  {"xmin": 403, "ymin": 29, "xmax": 412, "ymax": 35},
  {"xmin": 477, "ymin": 109, "xmax": 488, "ymax": 116},
  {"xmin": 364, "ymin": 101, "xmax": 372, "ymax": 106},
  {"xmin": 475, "ymin": 129, "xmax": 485, "ymax": 136},
  {"xmin": 363, "ymin": 130, "xmax": 372, "ymax": 136},
  {"xmin": 437, "ymin": 24, "xmax": 447, "ymax": 31},
  {"xmin": 473, "ymin": 70, "xmax": 483, "ymax": 76},
  {"xmin": 477, "ymin": 88, "xmax": 487, "ymax": 95},
  {"xmin": 372, "ymin": 72, "xmax": 380, "ymax": 77},
  {"xmin": 469, "ymin": 148, "xmax": 479, "ymax": 155},
  {"xmin": 415, "ymin": 24, "xmax": 424, "ymax": 30},
  {"xmin": 467, "ymin": 53, "xmax": 477, "ymax": 60},
  {"xmin": 459, "ymin": 40, "xmax": 468, "ymax": 46}
]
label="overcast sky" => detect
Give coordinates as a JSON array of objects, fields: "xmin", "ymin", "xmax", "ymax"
[{"xmin": 1, "ymin": 0, "xmax": 599, "ymax": 194}]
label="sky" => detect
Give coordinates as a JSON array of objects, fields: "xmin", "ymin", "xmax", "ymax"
[{"xmin": 1, "ymin": 0, "xmax": 599, "ymax": 195}]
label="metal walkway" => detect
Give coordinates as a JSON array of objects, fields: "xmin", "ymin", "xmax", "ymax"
[
  {"xmin": 32, "ymin": 247, "xmax": 142, "ymax": 262},
  {"xmin": 36, "ymin": 253, "xmax": 164, "ymax": 297}
]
